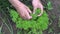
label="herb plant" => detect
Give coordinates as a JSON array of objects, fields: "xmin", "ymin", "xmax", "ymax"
[{"xmin": 10, "ymin": 8, "xmax": 49, "ymax": 34}]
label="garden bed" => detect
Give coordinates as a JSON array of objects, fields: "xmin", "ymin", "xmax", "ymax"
[{"xmin": 0, "ymin": 0, "xmax": 60, "ymax": 34}]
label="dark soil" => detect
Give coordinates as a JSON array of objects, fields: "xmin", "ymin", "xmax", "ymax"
[
  {"xmin": 43, "ymin": 0, "xmax": 60, "ymax": 34},
  {"xmin": 0, "ymin": 0, "xmax": 60, "ymax": 34}
]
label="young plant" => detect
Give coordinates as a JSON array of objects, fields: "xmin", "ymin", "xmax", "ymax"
[
  {"xmin": 47, "ymin": 1, "xmax": 53, "ymax": 10},
  {"xmin": 10, "ymin": 9, "xmax": 49, "ymax": 34}
]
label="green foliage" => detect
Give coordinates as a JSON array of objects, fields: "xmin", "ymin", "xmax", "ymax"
[
  {"xmin": 58, "ymin": 33, "xmax": 60, "ymax": 34},
  {"xmin": 0, "ymin": 0, "xmax": 10, "ymax": 8},
  {"xmin": 47, "ymin": 1, "xmax": 53, "ymax": 10},
  {"xmin": 10, "ymin": 9, "xmax": 49, "ymax": 34},
  {"xmin": 44, "ymin": 1, "xmax": 53, "ymax": 10},
  {"xmin": 48, "ymin": 28, "xmax": 53, "ymax": 33},
  {"xmin": 58, "ymin": 16, "xmax": 60, "ymax": 27},
  {"xmin": 0, "ymin": 24, "xmax": 3, "ymax": 34},
  {"xmin": 0, "ymin": 11, "xmax": 14, "ymax": 34},
  {"xmin": 0, "ymin": 0, "xmax": 52, "ymax": 34}
]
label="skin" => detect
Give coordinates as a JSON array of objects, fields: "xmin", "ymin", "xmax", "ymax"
[
  {"xmin": 9, "ymin": 0, "xmax": 43, "ymax": 20},
  {"xmin": 32, "ymin": 0, "xmax": 43, "ymax": 16}
]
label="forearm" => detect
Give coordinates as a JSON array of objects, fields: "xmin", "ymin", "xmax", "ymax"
[
  {"xmin": 32, "ymin": 0, "xmax": 42, "ymax": 4},
  {"xmin": 32, "ymin": 0, "xmax": 40, "ymax": 1},
  {"xmin": 8, "ymin": 0, "xmax": 23, "ymax": 10},
  {"xmin": 32, "ymin": 0, "xmax": 41, "ymax": 3}
]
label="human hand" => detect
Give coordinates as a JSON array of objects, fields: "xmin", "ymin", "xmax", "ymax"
[
  {"xmin": 32, "ymin": 0, "xmax": 44, "ymax": 16},
  {"xmin": 17, "ymin": 3, "xmax": 32, "ymax": 20},
  {"xmin": 9, "ymin": 0, "xmax": 32, "ymax": 20}
]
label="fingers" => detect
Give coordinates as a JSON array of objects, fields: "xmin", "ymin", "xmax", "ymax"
[
  {"xmin": 38, "ymin": 4, "xmax": 43, "ymax": 16},
  {"xmin": 18, "ymin": 9, "xmax": 32, "ymax": 20},
  {"xmin": 25, "ymin": 11, "xmax": 32, "ymax": 20},
  {"xmin": 20, "ymin": 12, "xmax": 32, "ymax": 20},
  {"xmin": 33, "ymin": 7, "xmax": 37, "ymax": 14},
  {"xmin": 25, "ymin": 6, "xmax": 32, "ymax": 14},
  {"xmin": 19, "ymin": 11, "xmax": 27, "ymax": 19},
  {"xmin": 25, "ymin": 6, "xmax": 32, "ymax": 19},
  {"xmin": 21, "ymin": 9, "xmax": 32, "ymax": 20},
  {"xmin": 38, "ymin": 10, "xmax": 43, "ymax": 16}
]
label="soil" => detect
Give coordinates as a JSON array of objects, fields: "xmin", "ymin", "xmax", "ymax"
[
  {"xmin": 0, "ymin": 0, "xmax": 60, "ymax": 34},
  {"xmin": 43, "ymin": 0, "xmax": 60, "ymax": 34}
]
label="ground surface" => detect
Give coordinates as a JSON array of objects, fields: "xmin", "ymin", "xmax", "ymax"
[{"xmin": 43, "ymin": 0, "xmax": 60, "ymax": 34}]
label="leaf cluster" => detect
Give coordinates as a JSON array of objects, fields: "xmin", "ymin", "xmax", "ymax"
[{"xmin": 10, "ymin": 9, "xmax": 49, "ymax": 34}]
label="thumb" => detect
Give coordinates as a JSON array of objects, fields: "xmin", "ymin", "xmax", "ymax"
[
  {"xmin": 33, "ymin": 7, "xmax": 37, "ymax": 14},
  {"xmin": 38, "ymin": 6, "xmax": 43, "ymax": 16}
]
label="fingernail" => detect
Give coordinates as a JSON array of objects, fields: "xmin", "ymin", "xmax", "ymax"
[{"xmin": 28, "ymin": 16, "xmax": 32, "ymax": 19}]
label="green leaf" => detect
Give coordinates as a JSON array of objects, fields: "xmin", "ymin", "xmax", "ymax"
[{"xmin": 9, "ymin": 9, "xmax": 49, "ymax": 34}]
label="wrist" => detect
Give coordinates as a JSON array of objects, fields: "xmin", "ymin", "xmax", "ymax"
[{"xmin": 32, "ymin": 0, "xmax": 40, "ymax": 1}]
